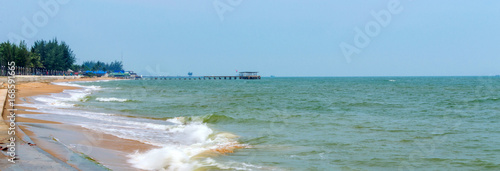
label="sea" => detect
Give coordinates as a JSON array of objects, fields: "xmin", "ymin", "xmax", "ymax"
[{"xmin": 18, "ymin": 77, "xmax": 500, "ymax": 170}]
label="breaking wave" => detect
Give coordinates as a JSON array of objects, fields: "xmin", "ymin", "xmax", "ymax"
[
  {"xmin": 96, "ymin": 97, "xmax": 130, "ymax": 102},
  {"xmin": 18, "ymin": 82, "xmax": 253, "ymax": 171}
]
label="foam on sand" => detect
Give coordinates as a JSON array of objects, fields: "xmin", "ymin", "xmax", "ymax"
[{"xmin": 19, "ymin": 82, "xmax": 99, "ymax": 109}]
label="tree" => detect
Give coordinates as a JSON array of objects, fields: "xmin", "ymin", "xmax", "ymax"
[
  {"xmin": 107, "ymin": 61, "xmax": 123, "ymax": 71},
  {"xmin": 0, "ymin": 41, "xmax": 44, "ymax": 68},
  {"xmin": 28, "ymin": 53, "xmax": 43, "ymax": 68},
  {"xmin": 60, "ymin": 41, "xmax": 75, "ymax": 70},
  {"xmin": 95, "ymin": 61, "xmax": 103, "ymax": 71},
  {"xmin": 70, "ymin": 64, "xmax": 81, "ymax": 72},
  {"xmin": 1, "ymin": 38, "xmax": 127, "ymax": 74},
  {"xmin": 81, "ymin": 60, "xmax": 123, "ymax": 72},
  {"xmin": 15, "ymin": 41, "xmax": 30, "ymax": 67},
  {"xmin": 81, "ymin": 62, "xmax": 92, "ymax": 71},
  {"xmin": 31, "ymin": 38, "xmax": 75, "ymax": 70},
  {"xmin": 0, "ymin": 41, "xmax": 16, "ymax": 66}
]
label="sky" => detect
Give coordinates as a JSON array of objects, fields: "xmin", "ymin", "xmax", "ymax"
[{"xmin": 1, "ymin": 0, "xmax": 499, "ymax": 76}]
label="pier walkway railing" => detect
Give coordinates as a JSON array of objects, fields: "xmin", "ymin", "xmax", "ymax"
[{"xmin": 139, "ymin": 75, "xmax": 261, "ymax": 80}]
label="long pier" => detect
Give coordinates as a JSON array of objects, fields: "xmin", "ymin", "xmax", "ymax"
[{"xmin": 137, "ymin": 75, "xmax": 261, "ymax": 80}]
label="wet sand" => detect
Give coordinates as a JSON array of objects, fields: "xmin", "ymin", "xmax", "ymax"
[{"xmin": 1, "ymin": 77, "xmax": 155, "ymax": 170}]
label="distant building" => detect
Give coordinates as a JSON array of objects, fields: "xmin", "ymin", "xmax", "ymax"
[
  {"xmin": 108, "ymin": 72, "xmax": 130, "ymax": 78},
  {"xmin": 108, "ymin": 70, "xmax": 140, "ymax": 79},
  {"xmin": 239, "ymin": 72, "xmax": 261, "ymax": 79},
  {"xmin": 128, "ymin": 71, "xmax": 140, "ymax": 79}
]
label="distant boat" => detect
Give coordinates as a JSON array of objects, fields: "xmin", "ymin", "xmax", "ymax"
[{"xmin": 270, "ymin": 75, "xmax": 275, "ymax": 78}]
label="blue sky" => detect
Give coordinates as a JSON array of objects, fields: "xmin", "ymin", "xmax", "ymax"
[{"xmin": 1, "ymin": 0, "xmax": 499, "ymax": 76}]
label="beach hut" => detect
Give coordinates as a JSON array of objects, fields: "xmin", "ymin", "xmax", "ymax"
[
  {"xmin": 66, "ymin": 69, "xmax": 74, "ymax": 76},
  {"xmin": 239, "ymin": 72, "xmax": 261, "ymax": 79},
  {"xmin": 109, "ymin": 71, "xmax": 131, "ymax": 78}
]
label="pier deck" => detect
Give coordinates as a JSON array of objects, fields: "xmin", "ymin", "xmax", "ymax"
[
  {"xmin": 138, "ymin": 75, "xmax": 261, "ymax": 80},
  {"xmin": 137, "ymin": 72, "xmax": 261, "ymax": 80}
]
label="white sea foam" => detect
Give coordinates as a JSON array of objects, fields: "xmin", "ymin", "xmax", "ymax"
[
  {"xmin": 127, "ymin": 117, "xmax": 251, "ymax": 170},
  {"xmin": 96, "ymin": 97, "xmax": 129, "ymax": 102},
  {"xmin": 166, "ymin": 117, "xmax": 185, "ymax": 125},
  {"xmin": 128, "ymin": 146, "xmax": 202, "ymax": 171},
  {"xmin": 19, "ymin": 83, "xmax": 99, "ymax": 109},
  {"xmin": 18, "ymin": 82, "xmax": 252, "ymax": 170}
]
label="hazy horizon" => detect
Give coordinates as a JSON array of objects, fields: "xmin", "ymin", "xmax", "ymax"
[{"xmin": 1, "ymin": 0, "xmax": 499, "ymax": 77}]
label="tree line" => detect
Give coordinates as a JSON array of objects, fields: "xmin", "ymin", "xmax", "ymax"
[
  {"xmin": 0, "ymin": 38, "xmax": 124, "ymax": 72},
  {"xmin": 72, "ymin": 60, "xmax": 123, "ymax": 72},
  {"xmin": 0, "ymin": 39, "xmax": 75, "ymax": 71}
]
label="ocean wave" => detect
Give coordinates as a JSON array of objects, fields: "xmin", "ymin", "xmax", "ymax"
[
  {"xmin": 96, "ymin": 97, "xmax": 130, "ymax": 102},
  {"xmin": 21, "ymin": 109, "xmax": 251, "ymax": 170},
  {"xmin": 19, "ymin": 82, "xmax": 254, "ymax": 170},
  {"xmin": 165, "ymin": 114, "xmax": 235, "ymax": 124},
  {"xmin": 199, "ymin": 114, "xmax": 235, "ymax": 124},
  {"xmin": 19, "ymin": 83, "xmax": 99, "ymax": 109},
  {"xmin": 128, "ymin": 117, "xmax": 250, "ymax": 170},
  {"xmin": 467, "ymin": 97, "xmax": 499, "ymax": 103},
  {"xmin": 52, "ymin": 82, "xmax": 102, "ymax": 90},
  {"xmin": 191, "ymin": 114, "xmax": 235, "ymax": 124},
  {"xmin": 21, "ymin": 110, "xmax": 252, "ymax": 170},
  {"xmin": 165, "ymin": 114, "xmax": 279, "ymax": 125}
]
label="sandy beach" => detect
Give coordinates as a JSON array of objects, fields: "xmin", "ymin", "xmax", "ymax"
[{"xmin": 0, "ymin": 77, "xmax": 154, "ymax": 170}]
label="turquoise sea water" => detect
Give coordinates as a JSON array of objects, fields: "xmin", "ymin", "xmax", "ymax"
[{"xmin": 22, "ymin": 77, "xmax": 500, "ymax": 170}]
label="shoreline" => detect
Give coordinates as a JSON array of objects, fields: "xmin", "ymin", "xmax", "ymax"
[{"xmin": 1, "ymin": 77, "xmax": 154, "ymax": 170}]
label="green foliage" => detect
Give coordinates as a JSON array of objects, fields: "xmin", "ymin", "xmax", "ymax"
[
  {"xmin": 0, "ymin": 41, "xmax": 16, "ymax": 66},
  {"xmin": 0, "ymin": 41, "xmax": 43, "ymax": 67},
  {"xmin": 15, "ymin": 41, "xmax": 30, "ymax": 67},
  {"xmin": 70, "ymin": 64, "xmax": 82, "ymax": 72},
  {"xmin": 82, "ymin": 60, "xmax": 123, "ymax": 72},
  {"xmin": 0, "ymin": 38, "xmax": 125, "ymax": 73},
  {"xmin": 28, "ymin": 53, "xmax": 44, "ymax": 68},
  {"xmin": 32, "ymin": 38, "xmax": 75, "ymax": 70},
  {"xmin": 108, "ymin": 61, "xmax": 123, "ymax": 71}
]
